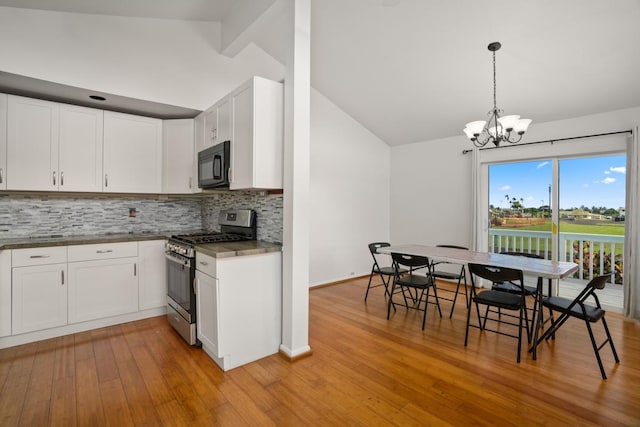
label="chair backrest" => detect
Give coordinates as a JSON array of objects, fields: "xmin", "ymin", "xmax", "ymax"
[
  {"xmin": 391, "ymin": 252, "xmax": 430, "ymax": 271},
  {"xmin": 368, "ymin": 242, "xmax": 391, "ymax": 269},
  {"xmin": 468, "ymin": 263, "xmax": 524, "ymax": 291},
  {"xmin": 369, "ymin": 242, "xmax": 390, "ymax": 256},
  {"xmin": 569, "ymin": 275, "xmax": 609, "ymax": 309}
]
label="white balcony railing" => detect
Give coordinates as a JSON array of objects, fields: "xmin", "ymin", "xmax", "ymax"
[{"xmin": 488, "ymin": 229, "xmax": 624, "ymax": 284}]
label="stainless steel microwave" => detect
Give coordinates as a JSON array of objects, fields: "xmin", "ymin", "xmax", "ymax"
[{"xmin": 198, "ymin": 141, "xmax": 230, "ymax": 189}]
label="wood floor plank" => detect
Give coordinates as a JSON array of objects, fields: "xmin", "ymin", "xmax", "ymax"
[
  {"xmin": 49, "ymin": 376, "xmax": 77, "ymax": 427},
  {"xmin": 99, "ymin": 378, "xmax": 135, "ymax": 427},
  {"xmin": 75, "ymin": 356, "xmax": 105, "ymax": 426}
]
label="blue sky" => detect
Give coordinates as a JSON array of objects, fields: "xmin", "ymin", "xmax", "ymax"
[{"xmin": 489, "ymin": 154, "xmax": 626, "ymax": 210}]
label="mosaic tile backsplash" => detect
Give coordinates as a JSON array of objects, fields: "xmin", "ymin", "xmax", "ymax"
[
  {"xmin": 0, "ymin": 192, "xmax": 283, "ymax": 242},
  {"xmin": 202, "ymin": 192, "xmax": 283, "ymax": 243}
]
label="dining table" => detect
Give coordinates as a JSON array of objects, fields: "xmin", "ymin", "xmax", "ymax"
[{"xmin": 377, "ymin": 244, "xmax": 580, "ymax": 359}]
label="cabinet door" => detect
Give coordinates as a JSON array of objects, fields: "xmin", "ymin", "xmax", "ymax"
[
  {"xmin": 67, "ymin": 258, "xmax": 139, "ymax": 324},
  {"xmin": 0, "ymin": 94, "xmax": 7, "ymax": 190},
  {"xmin": 195, "ymin": 270, "xmax": 219, "ymax": 356},
  {"xmin": 230, "ymin": 84, "xmax": 253, "ymax": 189},
  {"xmin": 202, "ymin": 108, "xmax": 217, "ymax": 150},
  {"xmin": 7, "ymin": 95, "xmax": 59, "ymax": 191},
  {"xmin": 103, "ymin": 111, "xmax": 162, "ymax": 193},
  {"xmin": 59, "ymin": 104, "xmax": 104, "ymax": 192},
  {"xmin": 138, "ymin": 240, "xmax": 167, "ymax": 310},
  {"xmin": 12, "ymin": 263, "xmax": 67, "ymax": 334},
  {"xmin": 216, "ymin": 98, "xmax": 230, "ymax": 143},
  {"xmin": 162, "ymin": 119, "xmax": 194, "ymax": 193},
  {"xmin": 0, "ymin": 250, "xmax": 11, "ymax": 337}
]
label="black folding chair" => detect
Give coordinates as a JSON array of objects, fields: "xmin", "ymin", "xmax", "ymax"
[
  {"xmin": 365, "ymin": 242, "xmax": 406, "ymax": 301},
  {"xmin": 535, "ymin": 275, "xmax": 620, "ymax": 379},
  {"xmin": 387, "ymin": 253, "xmax": 442, "ymax": 330},
  {"xmin": 465, "ymin": 263, "xmax": 528, "ymax": 362}
]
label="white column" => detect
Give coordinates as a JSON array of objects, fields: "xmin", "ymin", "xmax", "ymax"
[{"xmin": 280, "ymin": 0, "xmax": 311, "ymax": 358}]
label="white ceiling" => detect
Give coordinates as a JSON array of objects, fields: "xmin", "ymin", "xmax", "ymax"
[{"xmin": 1, "ymin": 0, "xmax": 639, "ymax": 146}]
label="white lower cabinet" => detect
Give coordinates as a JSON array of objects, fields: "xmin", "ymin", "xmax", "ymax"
[
  {"xmin": 12, "ymin": 263, "xmax": 68, "ymax": 335},
  {"xmin": 67, "ymin": 257, "xmax": 139, "ymax": 324},
  {"xmin": 138, "ymin": 240, "xmax": 167, "ymax": 310},
  {"xmin": 0, "ymin": 251, "xmax": 10, "ymax": 337},
  {"xmin": 195, "ymin": 250, "xmax": 282, "ymax": 371}
]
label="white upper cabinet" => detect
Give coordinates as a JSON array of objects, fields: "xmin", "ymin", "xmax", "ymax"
[
  {"xmin": 0, "ymin": 94, "xmax": 7, "ymax": 190},
  {"xmin": 6, "ymin": 95, "xmax": 60, "ymax": 191},
  {"xmin": 162, "ymin": 119, "xmax": 194, "ymax": 194},
  {"xmin": 201, "ymin": 97, "xmax": 231, "ymax": 151},
  {"xmin": 103, "ymin": 111, "xmax": 162, "ymax": 193},
  {"xmin": 230, "ymin": 77, "xmax": 283, "ymax": 190},
  {"xmin": 58, "ymin": 104, "xmax": 104, "ymax": 192},
  {"xmin": 5, "ymin": 95, "xmax": 103, "ymax": 192}
]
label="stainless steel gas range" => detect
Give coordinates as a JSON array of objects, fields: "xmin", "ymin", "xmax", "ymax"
[{"xmin": 165, "ymin": 209, "xmax": 257, "ymax": 345}]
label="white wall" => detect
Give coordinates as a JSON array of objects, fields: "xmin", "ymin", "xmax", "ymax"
[
  {"xmin": 310, "ymin": 88, "xmax": 391, "ymax": 286},
  {"xmin": 390, "ymin": 134, "xmax": 473, "ymax": 248},
  {"xmin": 0, "ymin": 7, "xmax": 284, "ymax": 110}
]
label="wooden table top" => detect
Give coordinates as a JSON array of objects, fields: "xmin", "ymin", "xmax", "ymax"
[{"xmin": 378, "ymin": 244, "xmax": 579, "ymax": 279}]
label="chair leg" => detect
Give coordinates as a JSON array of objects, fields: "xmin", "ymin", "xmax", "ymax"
[
  {"xmin": 386, "ymin": 281, "xmax": 397, "ymax": 320},
  {"xmin": 421, "ymin": 288, "xmax": 429, "ymax": 330},
  {"xmin": 522, "ymin": 298, "xmax": 532, "ymax": 344},
  {"xmin": 585, "ymin": 320, "xmax": 607, "ymax": 380},
  {"xmin": 364, "ymin": 267, "xmax": 376, "ymax": 301},
  {"xmin": 516, "ymin": 304, "xmax": 523, "ymax": 363},
  {"xmin": 601, "ymin": 317, "xmax": 620, "ymax": 363},
  {"xmin": 431, "ymin": 285, "xmax": 443, "ymax": 318},
  {"xmin": 448, "ymin": 276, "xmax": 462, "ymax": 318},
  {"xmin": 464, "ymin": 297, "xmax": 473, "ymax": 346}
]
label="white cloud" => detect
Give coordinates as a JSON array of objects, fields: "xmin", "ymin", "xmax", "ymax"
[
  {"xmin": 610, "ymin": 166, "xmax": 626, "ymax": 174},
  {"xmin": 602, "ymin": 177, "xmax": 616, "ymax": 184},
  {"xmin": 500, "ymin": 185, "xmax": 511, "ymax": 191},
  {"xmin": 536, "ymin": 161, "xmax": 550, "ymax": 169},
  {"xmin": 604, "ymin": 170, "xmax": 611, "ymax": 175}
]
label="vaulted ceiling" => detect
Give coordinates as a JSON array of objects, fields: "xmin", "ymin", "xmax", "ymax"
[{"xmin": 1, "ymin": 0, "xmax": 639, "ymax": 146}]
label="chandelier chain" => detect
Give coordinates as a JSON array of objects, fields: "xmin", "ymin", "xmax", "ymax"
[{"xmin": 492, "ymin": 49, "xmax": 497, "ymax": 113}]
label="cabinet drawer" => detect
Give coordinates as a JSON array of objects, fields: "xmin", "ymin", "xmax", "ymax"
[
  {"xmin": 68, "ymin": 242, "xmax": 138, "ymax": 262},
  {"xmin": 12, "ymin": 246, "xmax": 67, "ymax": 267},
  {"xmin": 196, "ymin": 252, "xmax": 217, "ymax": 277}
]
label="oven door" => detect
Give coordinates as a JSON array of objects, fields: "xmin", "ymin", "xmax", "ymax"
[{"xmin": 166, "ymin": 251, "xmax": 195, "ymax": 322}]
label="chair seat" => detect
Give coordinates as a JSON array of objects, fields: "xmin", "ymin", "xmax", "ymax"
[
  {"xmin": 431, "ymin": 270, "xmax": 462, "ymax": 280},
  {"xmin": 374, "ymin": 266, "xmax": 397, "ymax": 276},
  {"xmin": 474, "ymin": 290, "xmax": 522, "ymax": 311},
  {"xmin": 542, "ymin": 296, "xmax": 605, "ymax": 322},
  {"xmin": 396, "ymin": 274, "xmax": 432, "ymax": 289},
  {"xmin": 493, "ymin": 281, "xmax": 537, "ymax": 296}
]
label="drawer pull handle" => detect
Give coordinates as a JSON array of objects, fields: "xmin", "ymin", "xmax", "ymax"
[
  {"xmin": 96, "ymin": 250, "xmax": 113, "ymax": 254},
  {"xmin": 29, "ymin": 255, "xmax": 51, "ymax": 259},
  {"xmin": 199, "ymin": 261, "xmax": 209, "ymax": 266}
]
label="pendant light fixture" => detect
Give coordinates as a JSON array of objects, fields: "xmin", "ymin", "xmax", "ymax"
[{"xmin": 463, "ymin": 42, "xmax": 532, "ymax": 147}]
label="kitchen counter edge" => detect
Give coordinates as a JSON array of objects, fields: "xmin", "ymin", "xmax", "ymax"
[{"xmin": 195, "ymin": 241, "xmax": 282, "ymax": 258}]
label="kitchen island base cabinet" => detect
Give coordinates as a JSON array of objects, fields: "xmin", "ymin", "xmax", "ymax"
[{"xmin": 196, "ymin": 251, "xmax": 281, "ymax": 371}]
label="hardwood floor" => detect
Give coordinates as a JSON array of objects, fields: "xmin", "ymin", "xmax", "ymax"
[{"xmin": 1, "ymin": 276, "xmax": 639, "ymax": 426}]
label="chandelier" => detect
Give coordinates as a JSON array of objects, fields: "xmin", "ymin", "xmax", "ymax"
[{"xmin": 463, "ymin": 42, "xmax": 532, "ymax": 147}]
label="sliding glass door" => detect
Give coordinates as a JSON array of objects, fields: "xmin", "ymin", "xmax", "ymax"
[{"xmin": 483, "ymin": 148, "xmax": 626, "ymax": 311}]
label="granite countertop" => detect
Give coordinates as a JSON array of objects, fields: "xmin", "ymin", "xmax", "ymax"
[
  {"xmin": 0, "ymin": 232, "xmax": 172, "ymax": 250},
  {"xmin": 195, "ymin": 240, "xmax": 282, "ymax": 258},
  {"xmin": 0, "ymin": 233, "xmax": 282, "ymax": 259}
]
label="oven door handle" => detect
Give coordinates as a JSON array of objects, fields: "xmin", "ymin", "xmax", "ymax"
[{"xmin": 165, "ymin": 253, "xmax": 191, "ymax": 267}]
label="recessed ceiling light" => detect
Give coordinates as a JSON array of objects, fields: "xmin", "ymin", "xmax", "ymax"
[{"xmin": 89, "ymin": 95, "xmax": 106, "ymax": 101}]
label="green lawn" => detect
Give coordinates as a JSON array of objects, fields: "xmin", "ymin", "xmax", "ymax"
[{"xmin": 493, "ymin": 219, "xmax": 625, "ymax": 236}]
